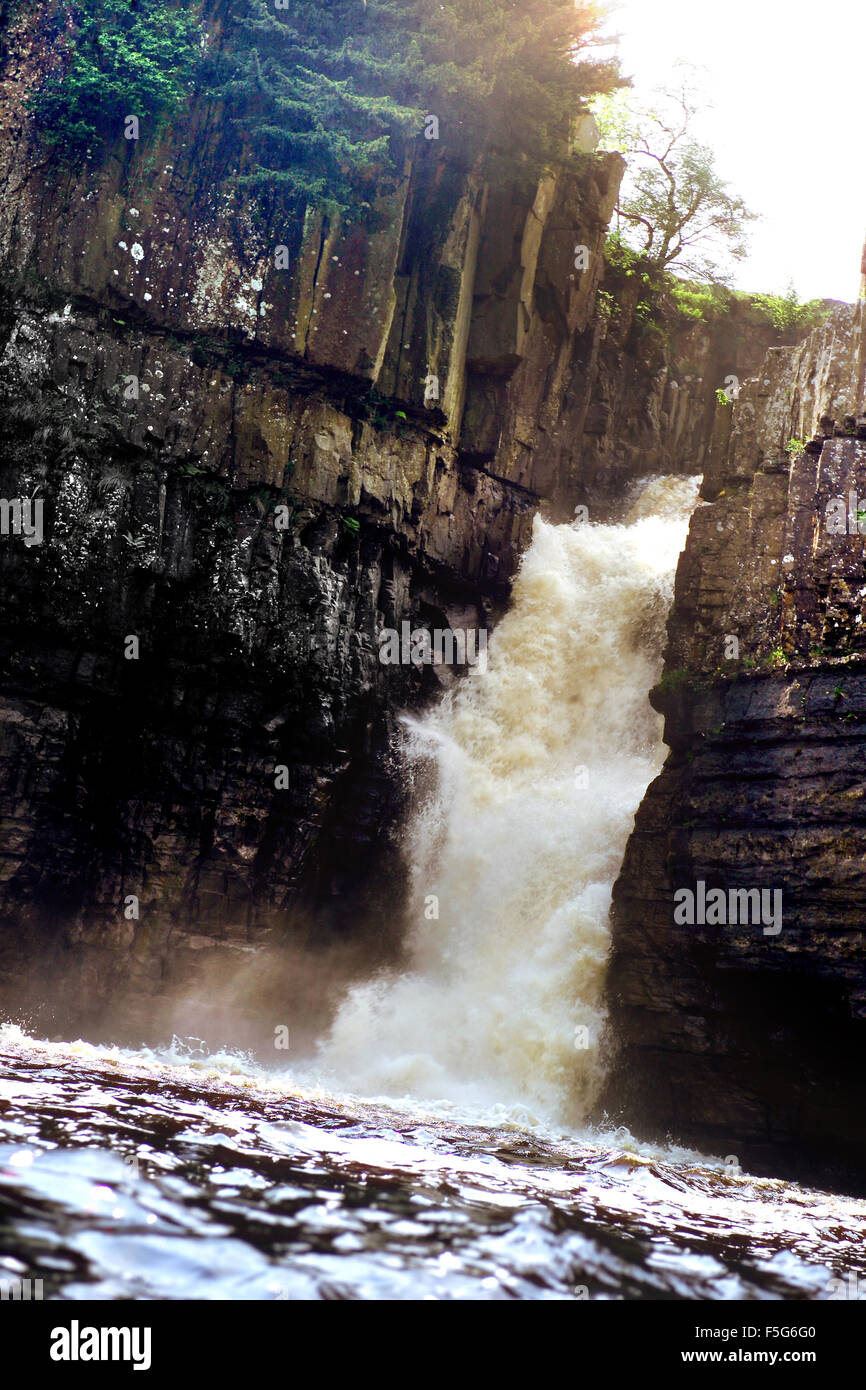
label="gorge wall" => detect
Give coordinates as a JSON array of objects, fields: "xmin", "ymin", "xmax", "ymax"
[
  {"xmin": 0, "ymin": 4, "xmax": 728, "ymax": 1041},
  {"xmin": 0, "ymin": 7, "xmax": 795, "ymax": 1050},
  {"xmin": 602, "ymin": 298, "xmax": 866, "ymax": 1193}
]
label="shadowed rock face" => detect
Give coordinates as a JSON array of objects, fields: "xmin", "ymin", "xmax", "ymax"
[
  {"xmin": 602, "ymin": 303, "xmax": 866, "ymax": 1193},
  {"xmin": 0, "ymin": 288, "xmax": 534, "ymax": 1034}
]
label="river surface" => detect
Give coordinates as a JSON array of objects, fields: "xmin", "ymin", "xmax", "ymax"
[
  {"xmin": 1, "ymin": 1028, "xmax": 865, "ymax": 1301},
  {"xmin": 2, "ymin": 477, "xmax": 863, "ymax": 1301}
]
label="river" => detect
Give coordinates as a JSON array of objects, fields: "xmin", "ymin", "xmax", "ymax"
[{"xmin": 2, "ymin": 477, "xmax": 863, "ymax": 1302}]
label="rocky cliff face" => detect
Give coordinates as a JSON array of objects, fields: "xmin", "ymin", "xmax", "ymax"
[
  {"xmin": 572, "ymin": 280, "xmax": 784, "ymax": 506},
  {"xmin": 0, "ymin": 8, "xmax": 783, "ymax": 1042},
  {"xmin": 602, "ymin": 300, "xmax": 866, "ymax": 1192}
]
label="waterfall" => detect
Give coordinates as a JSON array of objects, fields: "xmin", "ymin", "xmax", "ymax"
[{"xmin": 315, "ymin": 476, "xmax": 701, "ymax": 1125}]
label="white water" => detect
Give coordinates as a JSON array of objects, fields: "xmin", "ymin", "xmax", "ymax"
[{"xmin": 315, "ymin": 476, "xmax": 701, "ymax": 1124}]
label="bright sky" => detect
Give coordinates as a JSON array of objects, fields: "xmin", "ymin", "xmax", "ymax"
[{"xmin": 597, "ymin": 0, "xmax": 865, "ymax": 302}]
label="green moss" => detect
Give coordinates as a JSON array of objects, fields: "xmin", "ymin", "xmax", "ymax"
[{"xmin": 657, "ymin": 667, "xmax": 694, "ymax": 692}]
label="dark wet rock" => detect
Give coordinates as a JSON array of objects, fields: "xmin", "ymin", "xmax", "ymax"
[
  {"xmin": 0, "ymin": 4, "xmax": 809, "ymax": 1036},
  {"xmin": 602, "ymin": 302, "xmax": 866, "ymax": 1193}
]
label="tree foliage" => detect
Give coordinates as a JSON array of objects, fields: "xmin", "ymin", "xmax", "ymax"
[
  {"xmin": 27, "ymin": 0, "xmax": 203, "ymax": 150},
  {"xmin": 17, "ymin": 0, "xmax": 621, "ymax": 215},
  {"xmin": 217, "ymin": 0, "xmax": 620, "ymax": 212},
  {"xmin": 593, "ymin": 74, "xmax": 757, "ymax": 285}
]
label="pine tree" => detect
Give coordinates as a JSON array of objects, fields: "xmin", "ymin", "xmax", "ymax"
[{"xmin": 16, "ymin": 0, "xmax": 621, "ymax": 214}]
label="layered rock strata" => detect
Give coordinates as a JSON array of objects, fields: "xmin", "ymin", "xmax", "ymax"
[{"xmin": 603, "ymin": 301, "xmax": 866, "ymax": 1192}]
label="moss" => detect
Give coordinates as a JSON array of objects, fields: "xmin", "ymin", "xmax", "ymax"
[{"xmin": 657, "ymin": 667, "xmax": 694, "ymax": 692}]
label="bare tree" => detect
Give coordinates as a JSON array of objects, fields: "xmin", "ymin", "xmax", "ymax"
[{"xmin": 594, "ymin": 73, "xmax": 758, "ymax": 283}]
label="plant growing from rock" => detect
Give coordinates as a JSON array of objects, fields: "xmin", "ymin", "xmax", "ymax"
[
  {"xmin": 753, "ymin": 281, "xmax": 829, "ymax": 341},
  {"xmin": 593, "ymin": 68, "xmax": 757, "ymax": 284},
  {"xmin": 26, "ymin": 0, "xmax": 204, "ymax": 152}
]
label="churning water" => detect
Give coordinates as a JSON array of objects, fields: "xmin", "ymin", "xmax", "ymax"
[
  {"xmin": 315, "ymin": 475, "xmax": 702, "ymax": 1122},
  {"xmin": 3, "ymin": 475, "xmax": 866, "ymax": 1301}
]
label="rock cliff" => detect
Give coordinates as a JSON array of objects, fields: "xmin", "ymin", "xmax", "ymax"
[
  {"xmin": 602, "ymin": 299, "xmax": 866, "ymax": 1192},
  {"xmin": 0, "ymin": 6, "xmax": 791, "ymax": 1044}
]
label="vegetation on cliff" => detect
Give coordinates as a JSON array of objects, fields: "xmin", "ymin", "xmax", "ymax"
[
  {"xmin": 18, "ymin": 0, "xmax": 620, "ymax": 215},
  {"xmin": 595, "ymin": 78, "xmax": 829, "ymax": 351},
  {"xmin": 667, "ymin": 276, "xmax": 829, "ymax": 339},
  {"xmin": 219, "ymin": 0, "xmax": 620, "ymax": 212},
  {"xmin": 26, "ymin": 0, "xmax": 203, "ymax": 150},
  {"xmin": 599, "ymin": 230, "xmax": 830, "ymax": 369},
  {"xmin": 593, "ymin": 76, "xmax": 756, "ymax": 285}
]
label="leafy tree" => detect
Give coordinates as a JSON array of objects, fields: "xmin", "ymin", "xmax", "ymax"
[
  {"xmin": 26, "ymin": 0, "xmax": 203, "ymax": 151},
  {"xmin": 593, "ymin": 74, "xmax": 757, "ymax": 285}
]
